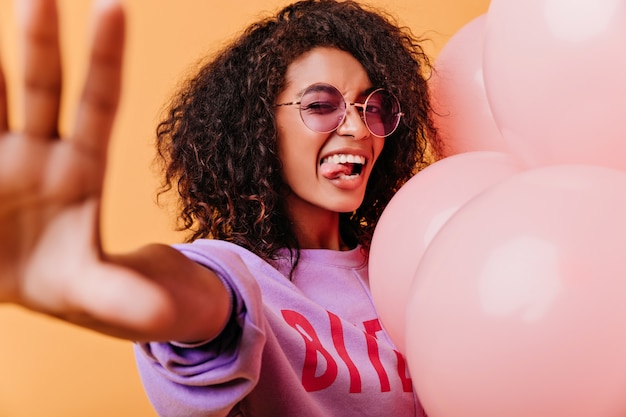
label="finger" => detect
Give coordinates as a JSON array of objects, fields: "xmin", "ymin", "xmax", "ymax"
[
  {"xmin": 0, "ymin": 57, "xmax": 7, "ymax": 132},
  {"xmin": 72, "ymin": 0, "xmax": 125, "ymax": 156},
  {"xmin": 20, "ymin": 0, "xmax": 62, "ymax": 138}
]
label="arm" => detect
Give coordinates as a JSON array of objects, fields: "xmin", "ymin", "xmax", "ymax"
[
  {"xmin": 104, "ymin": 244, "xmax": 231, "ymax": 342},
  {"xmin": 0, "ymin": 0, "xmax": 229, "ymax": 343}
]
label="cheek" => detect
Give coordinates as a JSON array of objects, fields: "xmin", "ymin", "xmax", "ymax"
[
  {"xmin": 276, "ymin": 124, "xmax": 324, "ymax": 183},
  {"xmin": 370, "ymin": 138, "xmax": 386, "ymax": 166},
  {"xmin": 276, "ymin": 113, "xmax": 328, "ymax": 166},
  {"xmin": 279, "ymin": 138, "xmax": 323, "ymax": 182}
]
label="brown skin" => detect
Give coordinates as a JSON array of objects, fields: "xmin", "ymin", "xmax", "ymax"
[
  {"xmin": 0, "ymin": 0, "xmax": 436, "ymax": 343},
  {"xmin": 275, "ymin": 47, "xmax": 385, "ymax": 251},
  {"xmin": 155, "ymin": 0, "xmax": 436, "ymax": 265},
  {"xmin": 0, "ymin": 0, "xmax": 229, "ymax": 343}
]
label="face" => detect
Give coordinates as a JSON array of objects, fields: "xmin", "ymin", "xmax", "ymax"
[{"xmin": 275, "ymin": 47, "xmax": 386, "ymax": 219}]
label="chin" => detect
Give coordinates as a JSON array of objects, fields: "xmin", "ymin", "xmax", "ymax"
[{"xmin": 331, "ymin": 199, "xmax": 364, "ymax": 214}]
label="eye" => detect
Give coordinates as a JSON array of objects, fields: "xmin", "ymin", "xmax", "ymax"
[
  {"xmin": 302, "ymin": 101, "xmax": 340, "ymax": 115},
  {"xmin": 365, "ymin": 103, "xmax": 383, "ymax": 115},
  {"xmin": 364, "ymin": 94, "xmax": 385, "ymax": 114}
]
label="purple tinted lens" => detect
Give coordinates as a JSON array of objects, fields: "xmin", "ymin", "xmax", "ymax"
[
  {"xmin": 298, "ymin": 84, "xmax": 401, "ymax": 137},
  {"xmin": 299, "ymin": 84, "xmax": 346, "ymax": 133},
  {"xmin": 363, "ymin": 89, "xmax": 401, "ymax": 137}
]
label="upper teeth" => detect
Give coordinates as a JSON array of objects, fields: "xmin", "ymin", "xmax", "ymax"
[{"xmin": 321, "ymin": 154, "xmax": 366, "ymax": 165}]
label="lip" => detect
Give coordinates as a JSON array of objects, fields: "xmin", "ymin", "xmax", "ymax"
[
  {"xmin": 318, "ymin": 147, "xmax": 372, "ymax": 190},
  {"xmin": 326, "ymin": 172, "xmax": 368, "ymax": 190}
]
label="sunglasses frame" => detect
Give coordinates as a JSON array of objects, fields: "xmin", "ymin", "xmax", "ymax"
[{"xmin": 275, "ymin": 83, "xmax": 404, "ymax": 138}]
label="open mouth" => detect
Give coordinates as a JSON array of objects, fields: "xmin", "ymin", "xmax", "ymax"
[{"xmin": 320, "ymin": 154, "xmax": 366, "ymax": 180}]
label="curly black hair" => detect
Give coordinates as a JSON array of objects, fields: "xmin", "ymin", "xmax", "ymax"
[{"xmin": 156, "ymin": 0, "xmax": 438, "ymax": 263}]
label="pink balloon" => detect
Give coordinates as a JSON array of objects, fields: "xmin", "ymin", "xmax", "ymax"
[
  {"xmin": 406, "ymin": 164, "xmax": 626, "ymax": 417},
  {"xmin": 483, "ymin": 0, "xmax": 626, "ymax": 170},
  {"xmin": 369, "ymin": 151, "xmax": 522, "ymax": 354},
  {"xmin": 430, "ymin": 15, "xmax": 507, "ymax": 157}
]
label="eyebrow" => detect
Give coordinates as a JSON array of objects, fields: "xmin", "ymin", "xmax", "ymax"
[
  {"xmin": 294, "ymin": 83, "xmax": 377, "ymax": 99},
  {"xmin": 294, "ymin": 83, "xmax": 336, "ymax": 97}
]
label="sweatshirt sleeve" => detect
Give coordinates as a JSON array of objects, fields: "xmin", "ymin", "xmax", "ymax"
[{"xmin": 134, "ymin": 242, "xmax": 268, "ymax": 417}]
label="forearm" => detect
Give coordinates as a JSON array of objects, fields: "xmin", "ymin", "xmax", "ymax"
[{"xmin": 99, "ymin": 243, "xmax": 231, "ymax": 343}]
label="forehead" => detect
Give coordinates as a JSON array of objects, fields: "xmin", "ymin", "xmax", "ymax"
[{"xmin": 281, "ymin": 47, "xmax": 372, "ymax": 97}]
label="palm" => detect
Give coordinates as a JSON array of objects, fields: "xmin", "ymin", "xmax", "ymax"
[
  {"xmin": 0, "ymin": 136, "xmax": 102, "ymax": 305},
  {"xmin": 0, "ymin": 0, "xmax": 124, "ymax": 313}
]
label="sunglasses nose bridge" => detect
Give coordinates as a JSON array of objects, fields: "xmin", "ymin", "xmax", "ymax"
[{"xmin": 336, "ymin": 102, "xmax": 371, "ymax": 138}]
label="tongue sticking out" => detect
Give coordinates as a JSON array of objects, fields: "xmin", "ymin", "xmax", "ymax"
[{"xmin": 320, "ymin": 161, "xmax": 357, "ymax": 179}]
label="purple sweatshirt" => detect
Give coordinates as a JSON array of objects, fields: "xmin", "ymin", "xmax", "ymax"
[{"xmin": 135, "ymin": 239, "xmax": 425, "ymax": 416}]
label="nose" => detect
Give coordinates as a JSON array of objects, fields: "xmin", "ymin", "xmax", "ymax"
[{"xmin": 335, "ymin": 104, "xmax": 370, "ymax": 140}]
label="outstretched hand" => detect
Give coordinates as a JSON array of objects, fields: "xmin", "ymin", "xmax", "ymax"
[
  {"xmin": 0, "ymin": 0, "xmax": 230, "ymax": 342},
  {"xmin": 0, "ymin": 0, "xmax": 125, "ymax": 303},
  {"xmin": 0, "ymin": 0, "xmax": 165, "ymax": 333}
]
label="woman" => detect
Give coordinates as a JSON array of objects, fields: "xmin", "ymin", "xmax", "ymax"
[{"xmin": 0, "ymin": 0, "xmax": 437, "ymax": 415}]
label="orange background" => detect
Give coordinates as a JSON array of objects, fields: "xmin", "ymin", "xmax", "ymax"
[{"xmin": 0, "ymin": 0, "xmax": 489, "ymax": 415}]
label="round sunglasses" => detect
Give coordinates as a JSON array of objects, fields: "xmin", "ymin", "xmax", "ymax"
[{"xmin": 275, "ymin": 83, "xmax": 403, "ymax": 138}]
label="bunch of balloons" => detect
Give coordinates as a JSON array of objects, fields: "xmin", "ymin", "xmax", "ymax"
[{"xmin": 369, "ymin": 1, "xmax": 626, "ymax": 416}]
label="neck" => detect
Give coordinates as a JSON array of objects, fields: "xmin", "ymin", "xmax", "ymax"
[{"xmin": 286, "ymin": 203, "xmax": 347, "ymax": 251}]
